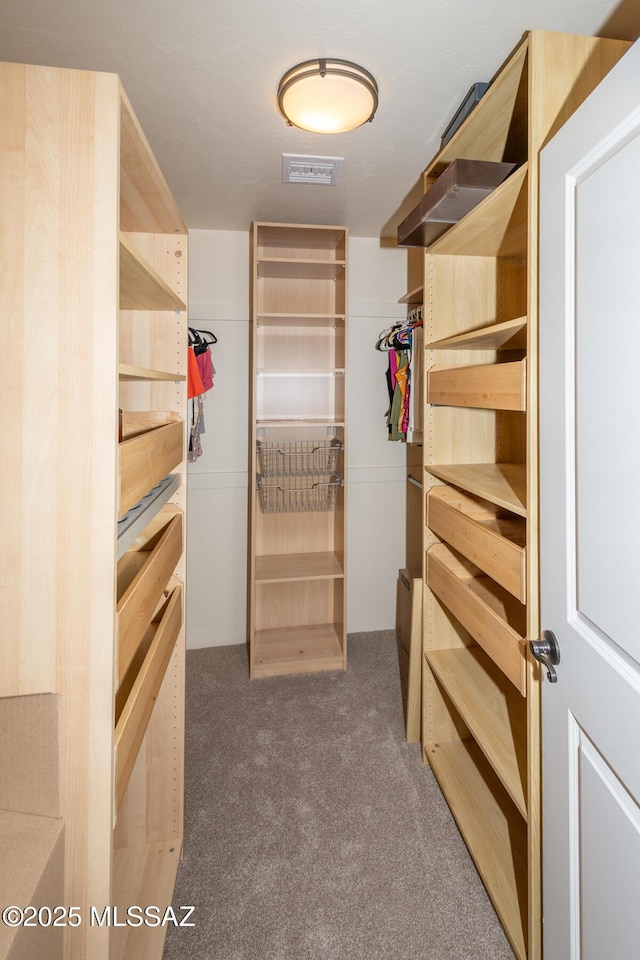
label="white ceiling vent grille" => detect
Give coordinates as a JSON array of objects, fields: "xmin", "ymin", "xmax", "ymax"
[{"xmin": 282, "ymin": 154, "xmax": 344, "ymax": 186}]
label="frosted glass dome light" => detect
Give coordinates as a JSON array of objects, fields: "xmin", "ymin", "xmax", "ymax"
[{"xmin": 277, "ymin": 59, "xmax": 378, "ymax": 134}]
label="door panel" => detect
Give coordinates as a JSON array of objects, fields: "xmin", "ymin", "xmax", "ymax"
[
  {"xmin": 539, "ymin": 39, "xmax": 640, "ymax": 960},
  {"xmin": 575, "ymin": 131, "xmax": 640, "ymax": 661}
]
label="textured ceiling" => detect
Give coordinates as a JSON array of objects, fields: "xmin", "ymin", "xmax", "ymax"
[{"xmin": 0, "ymin": 0, "xmax": 637, "ymax": 237}]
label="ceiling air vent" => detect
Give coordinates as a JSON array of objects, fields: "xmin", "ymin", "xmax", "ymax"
[{"xmin": 281, "ymin": 154, "xmax": 344, "ymax": 186}]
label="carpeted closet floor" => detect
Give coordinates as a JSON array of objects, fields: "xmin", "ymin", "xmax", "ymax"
[{"xmin": 163, "ymin": 632, "xmax": 515, "ymax": 960}]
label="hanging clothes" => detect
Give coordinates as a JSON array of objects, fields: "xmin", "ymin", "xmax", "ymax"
[
  {"xmin": 376, "ymin": 314, "xmax": 423, "ymax": 442},
  {"xmin": 187, "ymin": 346, "xmax": 205, "ymax": 399},
  {"xmin": 187, "ymin": 327, "xmax": 217, "ymax": 460}
]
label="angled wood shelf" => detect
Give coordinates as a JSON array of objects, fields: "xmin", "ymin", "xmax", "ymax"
[
  {"xmin": 119, "ymin": 90, "xmax": 185, "ymax": 235},
  {"xmin": 119, "ymin": 417, "xmax": 184, "ymax": 518},
  {"xmin": 119, "ymin": 363, "xmax": 186, "ymax": 382},
  {"xmin": 119, "ymin": 234, "xmax": 186, "ymax": 311},
  {"xmin": 428, "ymin": 358, "xmax": 526, "ymax": 412},
  {"xmin": 426, "ymin": 646, "xmax": 528, "ymax": 818},
  {"xmin": 117, "ymin": 507, "xmax": 183, "ymax": 684},
  {"xmin": 115, "ymin": 584, "xmax": 182, "ymax": 808},
  {"xmin": 427, "ymin": 36, "xmax": 529, "ymax": 178},
  {"xmin": 426, "ymin": 316, "xmax": 527, "ymax": 351},
  {"xmin": 427, "ymin": 543, "xmax": 527, "ymax": 694},
  {"xmin": 425, "ymin": 737, "xmax": 528, "ymax": 960},
  {"xmin": 255, "ymin": 552, "xmax": 344, "ymax": 583},
  {"xmin": 428, "ymin": 484, "xmax": 526, "ymax": 601},
  {"xmin": 426, "ymin": 463, "xmax": 527, "ymax": 518},
  {"xmin": 116, "ymin": 473, "xmax": 181, "ymax": 561},
  {"xmin": 427, "ymin": 164, "xmax": 528, "ymax": 258}
]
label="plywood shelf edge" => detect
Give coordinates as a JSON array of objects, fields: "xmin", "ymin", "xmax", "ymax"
[
  {"xmin": 119, "ymin": 363, "xmax": 186, "ymax": 382},
  {"xmin": 426, "ymin": 646, "xmax": 528, "ymax": 818},
  {"xmin": 426, "ymin": 463, "xmax": 527, "ymax": 518},
  {"xmin": 119, "ymin": 234, "xmax": 186, "ymax": 311},
  {"xmin": 426, "ymin": 316, "xmax": 527, "ymax": 351}
]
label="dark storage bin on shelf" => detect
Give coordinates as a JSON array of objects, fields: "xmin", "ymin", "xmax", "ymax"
[{"xmin": 397, "ymin": 159, "xmax": 517, "ymax": 247}]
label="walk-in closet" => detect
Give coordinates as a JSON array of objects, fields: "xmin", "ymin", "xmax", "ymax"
[{"xmin": 1, "ymin": 6, "xmax": 638, "ymax": 960}]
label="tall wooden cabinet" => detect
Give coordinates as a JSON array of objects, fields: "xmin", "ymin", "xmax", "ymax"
[
  {"xmin": 1, "ymin": 62, "xmax": 188, "ymax": 959},
  {"xmin": 249, "ymin": 222, "xmax": 348, "ymax": 678},
  {"xmin": 400, "ymin": 31, "xmax": 629, "ymax": 960}
]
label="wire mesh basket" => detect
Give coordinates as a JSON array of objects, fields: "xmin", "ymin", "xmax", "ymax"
[
  {"xmin": 256, "ymin": 438, "xmax": 342, "ymax": 476},
  {"xmin": 257, "ymin": 472, "xmax": 342, "ymax": 513}
]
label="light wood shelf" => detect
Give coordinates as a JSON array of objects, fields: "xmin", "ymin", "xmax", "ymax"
[
  {"xmin": 426, "ymin": 646, "xmax": 528, "ymax": 818},
  {"xmin": 115, "ymin": 584, "xmax": 182, "ymax": 808},
  {"xmin": 117, "ymin": 507, "xmax": 183, "ymax": 684},
  {"xmin": 425, "ymin": 737, "xmax": 528, "ymax": 960},
  {"xmin": 256, "ymin": 313, "xmax": 346, "ymax": 323},
  {"xmin": 428, "ymin": 358, "xmax": 526, "ymax": 411},
  {"xmin": 256, "ymin": 418, "xmax": 346, "ymax": 428},
  {"xmin": 117, "ymin": 473, "xmax": 181, "ymax": 561},
  {"xmin": 426, "ymin": 316, "xmax": 527, "ymax": 351},
  {"xmin": 118, "ymin": 363, "xmax": 186, "ymax": 382},
  {"xmin": 428, "ymin": 484, "xmax": 526, "ymax": 601},
  {"xmin": 255, "ymin": 552, "xmax": 344, "ymax": 583},
  {"xmin": 119, "ymin": 90, "xmax": 185, "ymax": 234},
  {"xmin": 427, "ymin": 543, "xmax": 527, "ymax": 694},
  {"xmin": 253, "ymin": 624, "xmax": 344, "ymax": 678},
  {"xmin": 119, "ymin": 234, "xmax": 186, "ymax": 311},
  {"xmin": 119, "ymin": 418, "xmax": 184, "ymax": 518},
  {"xmin": 427, "ymin": 463, "xmax": 527, "ymax": 518},
  {"xmin": 398, "ymin": 285, "xmax": 424, "ymax": 305},
  {"xmin": 427, "ymin": 37, "xmax": 529, "ymax": 178},
  {"xmin": 427, "ymin": 164, "xmax": 528, "ymax": 258},
  {"xmin": 257, "ymin": 258, "xmax": 346, "ymax": 280},
  {"xmin": 257, "ymin": 369, "xmax": 346, "ymax": 376}
]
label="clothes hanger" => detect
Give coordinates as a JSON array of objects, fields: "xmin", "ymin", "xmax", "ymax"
[{"xmin": 189, "ymin": 327, "xmax": 217, "ymax": 355}]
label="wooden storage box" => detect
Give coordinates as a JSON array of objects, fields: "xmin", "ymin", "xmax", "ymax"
[
  {"xmin": 117, "ymin": 506, "xmax": 183, "ymax": 683},
  {"xmin": 397, "ymin": 159, "xmax": 517, "ymax": 247},
  {"xmin": 427, "ymin": 543, "xmax": 527, "ymax": 694},
  {"xmin": 119, "ymin": 414, "xmax": 183, "ymax": 517},
  {"xmin": 427, "ymin": 359, "xmax": 526, "ymax": 411},
  {"xmin": 427, "ymin": 485, "xmax": 526, "ymax": 602}
]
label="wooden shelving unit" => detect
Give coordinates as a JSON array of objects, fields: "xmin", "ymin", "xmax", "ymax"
[
  {"xmin": 398, "ymin": 30, "xmax": 630, "ymax": 960},
  {"xmin": 2, "ymin": 62, "xmax": 188, "ymax": 959},
  {"xmin": 249, "ymin": 223, "xmax": 348, "ymax": 679}
]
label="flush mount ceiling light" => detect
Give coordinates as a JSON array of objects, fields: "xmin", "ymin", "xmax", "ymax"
[{"xmin": 277, "ymin": 58, "xmax": 378, "ymax": 134}]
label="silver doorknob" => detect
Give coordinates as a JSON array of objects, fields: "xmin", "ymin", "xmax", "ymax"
[{"xmin": 529, "ymin": 630, "xmax": 561, "ymax": 683}]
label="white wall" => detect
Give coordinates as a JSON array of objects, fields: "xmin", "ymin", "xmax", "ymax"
[{"xmin": 186, "ymin": 228, "xmax": 407, "ymax": 649}]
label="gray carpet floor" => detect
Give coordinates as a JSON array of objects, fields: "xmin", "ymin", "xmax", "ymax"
[{"xmin": 163, "ymin": 632, "xmax": 515, "ymax": 960}]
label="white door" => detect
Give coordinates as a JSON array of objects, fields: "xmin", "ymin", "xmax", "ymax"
[{"xmin": 539, "ymin": 39, "xmax": 640, "ymax": 960}]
